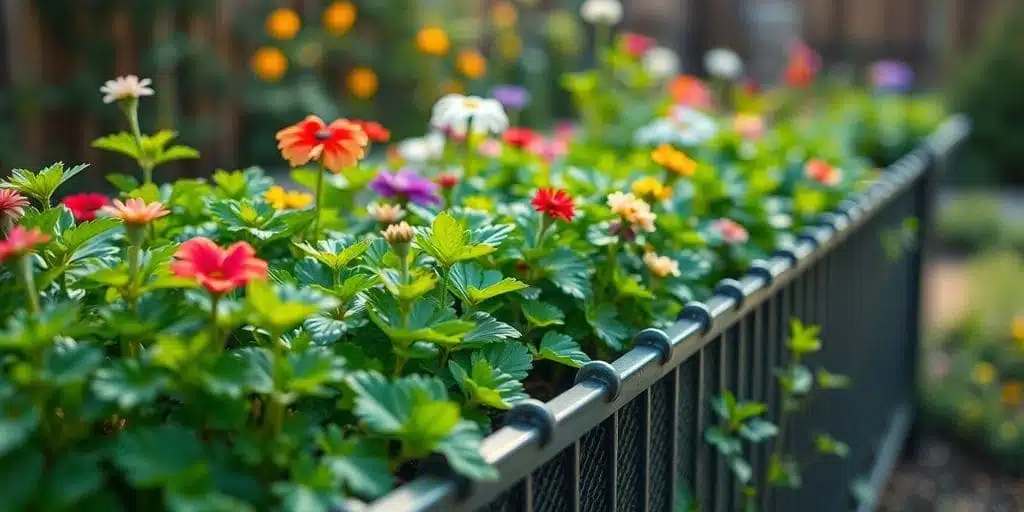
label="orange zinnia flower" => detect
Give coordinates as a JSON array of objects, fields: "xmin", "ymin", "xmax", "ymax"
[
  {"xmin": 101, "ymin": 198, "xmax": 170, "ymax": 225},
  {"xmin": 275, "ymin": 115, "xmax": 369, "ymax": 173},
  {"xmin": 171, "ymin": 237, "xmax": 268, "ymax": 295}
]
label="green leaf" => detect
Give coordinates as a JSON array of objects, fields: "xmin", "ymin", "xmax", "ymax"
[
  {"xmin": 540, "ymin": 248, "xmax": 593, "ymax": 299},
  {"xmin": 1, "ymin": 162, "xmax": 88, "ymax": 204},
  {"xmin": 474, "ymin": 342, "xmax": 533, "ymax": 380},
  {"xmin": 247, "ymin": 280, "xmax": 340, "ymax": 331},
  {"xmin": 405, "ymin": 401, "xmax": 461, "ymax": 447},
  {"xmin": 816, "ymin": 368, "xmax": 851, "ymax": 389},
  {"xmin": 92, "ymin": 360, "xmax": 171, "ymax": 409},
  {"xmin": 0, "ymin": 448, "xmax": 44, "ymax": 510},
  {"xmin": 586, "ymin": 303, "xmax": 629, "ymax": 351},
  {"xmin": 367, "ymin": 295, "xmax": 476, "ymax": 348},
  {"xmin": 318, "ymin": 426, "xmax": 393, "ymax": 499},
  {"xmin": 281, "ymin": 348, "xmax": 347, "ymax": 397},
  {"xmin": 106, "ymin": 172, "xmax": 139, "ymax": 193},
  {"xmin": 787, "ymin": 319, "xmax": 822, "ymax": 354},
  {"xmin": 520, "ymin": 301, "xmax": 565, "ymax": 327},
  {"xmin": 295, "ymin": 239, "xmax": 373, "ymax": 270},
  {"xmin": 347, "ymin": 372, "xmax": 449, "ymax": 434},
  {"xmin": 0, "ymin": 406, "xmax": 39, "ymax": 458},
  {"xmin": 113, "ymin": 425, "xmax": 204, "ymax": 487},
  {"xmin": 738, "ymin": 418, "xmax": 778, "ymax": 443},
  {"xmin": 710, "ymin": 392, "xmax": 735, "ymax": 420},
  {"xmin": 43, "ymin": 343, "xmax": 104, "ymax": 385},
  {"xmin": 814, "ymin": 434, "xmax": 849, "ymax": 458},
  {"xmin": 414, "ymin": 212, "xmax": 495, "ymax": 267},
  {"xmin": 166, "ymin": 490, "xmax": 255, "ymax": 512},
  {"xmin": 436, "ymin": 421, "xmax": 498, "ymax": 480},
  {"xmin": 614, "ymin": 271, "xmax": 656, "ymax": 299},
  {"xmin": 85, "ymin": 267, "xmax": 131, "ymax": 287},
  {"xmin": 448, "ymin": 263, "xmax": 528, "ymax": 306},
  {"xmin": 379, "ymin": 269, "xmax": 437, "ymax": 302},
  {"xmin": 92, "ymin": 132, "xmax": 141, "ymax": 159},
  {"xmin": 153, "ymin": 145, "xmax": 201, "ymax": 166},
  {"xmin": 789, "ymin": 365, "xmax": 814, "ymax": 395},
  {"xmin": 202, "ymin": 348, "xmax": 274, "ymax": 398},
  {"xmin": 704, "ymin": 427, "xmax": 741, "ymax": 456},
  {"xmin": 728, "ymin": 457, "xmax": 753, "ymax": 484},
  {"xmin": 462, "ymin": 311, "xmax": 521, "ymax": 345},
  {"xmin": 537, "ymin": 332, "xmax": 590, "ymax": 368},
  {"xmin": 450, "ymin": 359, "xmax": 527, "ymax": 410},
  {"xmin": 733, "ymin": 401, "xmax": 768, "ymax": 422},
  {"xmin": 42, "ymin": 451, "xmax": 103, "ymax": 509},
  {"xmin": 0, "ymin": 302, "xmax": 80, "ymax": 350}
]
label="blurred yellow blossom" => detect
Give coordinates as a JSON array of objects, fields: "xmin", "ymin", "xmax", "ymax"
[
  {"xmin": 972, "ymin": 362, "xmax": 996, "ymax": 385},
  {"xmin": 323, "ymin": 1, "xmax": 356, "ymax": 35},
  {"xmin": 651, "ymin": 144, "xmax": 697, "ymax": 177},
  {"xmin": 266, "ymin": 8, "xmax": 301, "ymax": 40},
  {"xmin": 1002, "ymin": 381, "xmax": 1023, "ymax": 407},
  {"xmin": 499, "ymin": 33, "xmax": 523, "ymax": 60},
  {"xmin": 347, "ymin": 67, "xmax": 378, "ymax": 99},
  {"xmin": 491, "ymin": 1, "xmax": 518, "ymax": 29},
  {"xmin": 416, "ymin": 26, "xmax": 450, "ymax": 57},
  {"xmin": 251, "ymin": 47, "xmax": 288, "ymax": 82},
  {"xmin": 457, "ymin": 49, "xmax": 487, "ymax": 80},
  {"xmin": 632, "ymin": 176, "xmax": 672, "ymax": 201},
  {"xmin": 265, "ymin": 186, "xmax": 312, "ymax": 210},
  {"xmin": 464, "ymin": 195, "xmax": 494, "ymax": 212},
  {"xmin": 1013, "ymin": 315, "xmax": 1024, "ymax": 341},
  {"xmin": 794, "ymin": 188, "xmax": 827, "ymax": 215}
]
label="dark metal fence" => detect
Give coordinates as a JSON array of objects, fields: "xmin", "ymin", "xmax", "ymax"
[{"xmin": 362, "ymin": 116, "xmax": 970, "ymax": 512}]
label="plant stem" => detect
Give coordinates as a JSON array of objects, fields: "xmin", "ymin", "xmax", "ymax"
[
  {"xmin": 534, "ymin": 215, "xmax": 551, "ymax": 248},
  {"xmin": 438, "ymin": 265, "xmax": 452, "ymax": 308},
  {"xmin": 463, "ymin": 136, "xmax": 476, "ymax": 180},
  {"xmin": 263, "ymin": 328, "xmax": 285, "ymax": 437},
  {"xmin": 125, "ymin": 227, "xmax": 144, "ymax": 309},
  {"xmin": 392, "ymin": 354, "xmax": 407, "ymax": 378},
  {"xmin": 312, "ymin": 164, "xmax": 326, "ymax": 241},
  {"xmin": 209, "ymin": 294, "xmax": 221, "ymax": 352},
  {"xmin": 17, "ymin": 255, "xmax": 40, "ymax": 315},
  {"xmin": 124, "ymin": 99, "xmax": 153, "ymax": 185}
]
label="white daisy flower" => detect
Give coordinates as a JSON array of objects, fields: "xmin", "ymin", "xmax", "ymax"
[
  {"xmin": 704, "ymin": 48, "xmax": 743, "ymax": 80},
  {"xmin": 430, "ymin": 94, "xmax": 509, "ymax": 137},
  {"xmin": 397, "ymin": 132, "xmax": 446, "ymax": 163},
  {"xmin": 642, "ymin": 46, "xmax": 680, "ymax": 80},
  {"xmin": 580, "ymin": 0, "xmax": 623, "ymax": 25},
  {"xmin": 100, "ymin": 75, "xmax": 155, "ymax": 104},
  {"xmin": 635, "ymin": 107, "xmax": 718, "ymax": 147}
]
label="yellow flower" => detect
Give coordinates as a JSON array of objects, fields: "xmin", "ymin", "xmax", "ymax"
[
  {"xmin": 794, "ymin": 188, "xmax": 826, "ymax": 215},
  {"xmin": 457, "ymin": 49, "xmax": 487, "ymax": 80},
  {"xmin": 498, "ymin": 33, "xmax": 523, "ymax": 60},
  {"xmin": 416, "ymin": 26, "xmax": 450, "ymax": 57},
  {"xmin": 632, "ymin": 176, "xmax": 672, "ymax": 201},
  {"xmin": 439, "ymin": 79, "xmax": 464, "ymax": 96},
  {"xmin": 972, "ymin": 362, "xmax": 996, "ymax": 385},
  {"xmin": 643, "ymin": 251, "xmax": 680, "ymax": 278},
  {"xmin": 1002, "ymin": 381, "xmax": 1023, "ymax": 407},
  {"xmin": 266, "ymin": 8, "xmax": 301, "ymax": 40},
  {"xmin": 323, "ymin": 1, "xmax": 357, "ymax": 35},
  {"xmin": 347, "ymin": 67, "xmax": 378, "ymax": 99},
  {"xmin": 265, "ymin": 186, "xmax": 312, "ymax": 210},
  {"xmin": 651, "ymin": 144, "xmax": 697, "ymax": 177},
  {"xmin": 251, "ymin": 47, "xmax": 288, "ymax": 82},
  {"xmin": 464, "ymin": 195, "xmax": 494, "ymax": 212},
  {"xmin": 1013, "ymin": 316, "xmax": 1024, "ymax": 341},
  {"xmin": 490, "ymin": 1, "xmax": 518, "ymax": 29}
]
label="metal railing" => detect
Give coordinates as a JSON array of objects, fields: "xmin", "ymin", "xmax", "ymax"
[{"xmin": 362, "ymin": 116, "xmax": 970, "ymax": 512}]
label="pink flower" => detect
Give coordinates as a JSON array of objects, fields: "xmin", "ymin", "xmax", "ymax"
[
  {"xmin": 477, "ymin": 138, "xmax": 503, "ymax": 158},
  {"xmin": 0, "ymin": 189, "xmax": 30, "ymax": 227},
  {"xmin": 101, "ymin": 198, "xmax": 170, "ymax": 225},
  {"xmin": 622, "ymin": 32, "xmax": 655, "ymax": 58},
  {"xmin": 526, "ymin": 137, "xmax": 569, "ymax": 161},
  {"xmin": 171, "ymin": 237, "xmax": 268, "ymax": 295},
  {"xmin": 733, "ymin": 114, "xmax": 765, "ymax": 141},
  {"xmin": 714, "ymin": 218, "xmax": 749, "ymax": 245},
  {"xmin": 805, "ymin": 159, "xmax": 842, "ymax": 187},
  {"xmin": 0, "ymin": 226, "xmax": 50, "ymax": 264}
]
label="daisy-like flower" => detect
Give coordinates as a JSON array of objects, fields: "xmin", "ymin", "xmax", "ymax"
[
  {"xmin": 397, "ymin": 132, "xmax": 446, "ymax": 163},
  {"xmin": 531, "ymin": 187, "xmax": 576, "ymax": 222},
  {"xmin": 430, "ymin": 94, "xmax": 509, "ymax": 137},
  {"xmin": 171, "ymin": 237, "xmax": 268, "ymax": 295},
  {"xmin": 101, "ymin": 198, "xmax": 170, "ymax": 226},
  {"xmin": 62, "ymin": 193, "xmax": 111, "ymax": 222},
  {"xmin": 275, "ymin": 115, "xmax": 369, "ymax": 173},
  {"xmin": 652, "ymin": 144, "xmax": 698, "ymax": 178},
  {"xmin": 805, "ymin": 159, "xmax": 843, "ymax": 187},
  {"xmin": 369, "ymin": 168, "xmax": 441, "ymax": 206},
  {"xmin": 632, "ymin": 176, "xmax": 672, "ymax": 201},
  {"xmin": 490, "ymin": 85, "xmax": 531, "ymax": 111},
  {"xmin": 580, "ymin": 0, "xmax": 622, "ymax": 25},
  {"xmin": 607, "ymin": 192, "xmax": 657, "ymax": 233},
  {"xmin": 622, "ymin": 33, "xmax": 655, "ymax": 58},
  {"xmin": 367, "ymin": 203, "xmax": 406, "ymax": 224},
  {"xmin": 713, "ymin": 218, "xmax": 749, "ymax": 244},
  {"xmin": 733, "ymin": 113, "xmax": 765, "ymax": 140},
  {"xmin": 100, "ymin": 75, "xmax": 155, "ymax": 104},
  {"xmin": 704, "ymin": 48, "xmax": 744, "ymax": 80},
  {"xmin": 642, "ymin": 46, "xmax": 680, "ymax": 80},
  {"xmin": 643, "ymin": 251, "xmax": 681, "ymax": 278},
  {"xmin": 0, "ymin": 189, "xmax": 30, "ymax": 229},
  {"xmin": 352, "ymin": 120, "xmax": 391, "ymax": 143},
  {"xmin": 264, "ymin": 186, "xmax": 313, "ymax": 210},
  {"xmin": 0, "ymin": 226, "xmax": 50, "ymax": 264}
]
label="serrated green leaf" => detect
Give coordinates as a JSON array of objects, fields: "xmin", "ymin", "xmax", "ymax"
[
  {"xmin": 247, "ymin": 280, "xmax": 340, "ymax": 331},
  {"xmin": 473, "ymin": 342, "xmax": 533, "ymax": 380},
  {"xmin": 461, "ymin": 311, "xmax": 521, "ymax": 345},
  {"xmin": 450, "ymin": 359, "xmax": 526, "ymax": 410},
  {"xmin": 538, "ymin": 332, "xmax": 590, "ymax": 368},
  {"xmin": 202, "ymin": 349, "xmax": 274, "ymax": 398},
  {"xmin": 0, "ymin": 406, "xmax": 39, "ymax": 458},
  {"xmin": 92, "ymin": 132, "xmax": 141, "ymax": 159},
  {"xmin": 92, "ymin": 360, "xmax": 171, "ymax": 409},
  {"xmin": 113, "ymin": 425, "xmax": 204, "ymax": 487},
  {"xmin": 540, "ymin": 249, "xmax": 593, "ymax": 299},
  {"xmin": 318, "ymin": 425, "xmax": 393, "ymax": 499},
  {"xmin": 520, "ymin": 301, "xmax": 564, "ymax": 327},
  {"xmin": 43, "ymin": 343, "xmax": 104, "ymax": 385},
  {"xmin": 347, "ymin": 371, "xmax": 449, "ymax": 434},
  {"xmin": 281, "ymin": 348, "xmax": 347, "ymax": 397},
  {"xmin": 379, "ymin": 269, "xmax": 437, "ymax": 302},
  {"xmin": 436, "ymin": 422, "xmax": 498, "ymax": 480},
  {"xmin": 415, "ymin": 212, "xmax": 495, "ymax": 267},
  {"xmin": 0, "ymin": 302, "xmax": 80, "ymax": 349},
  {"xmin": 2, "ymin": 163, "xmax": 87, "ymax": 205},
  {"xmin": 295, "ymin": 239, "xmax": 372, "ymax": 270},
  {"xmin": 787, "ymin": 319, "xmax": 822, "ymax": 354},
  {"xmin": 585, "ymin": 303, "xmax": 629, "ymax": 351},
  {"xmin": 448, "ymin": 263, "xmax": 528, "ymax": 306},
  {"xmin": 614, "ymin": 271, "xmax": 656, "ymax": 299}
]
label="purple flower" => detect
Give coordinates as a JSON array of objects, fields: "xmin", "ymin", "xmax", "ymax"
[
  {"xmin": 369, "ymin": 168, "xmax": 441, "ymax": 206},
  {"xmin": 870, "ymin": 60, "xmax": 914, "ymax": 93},
  {"xmin": 490, "ymin": 85, "xmax": 531, "ymax": 110}
]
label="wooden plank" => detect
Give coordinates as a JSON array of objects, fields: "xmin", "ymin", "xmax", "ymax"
[
  {"xmin": 2, "ymin": 0, "xmax": 44, "ymax": 165},
  {"xmin": 214, "ymin": 0, "xmax": 244, "ymax": 168}
]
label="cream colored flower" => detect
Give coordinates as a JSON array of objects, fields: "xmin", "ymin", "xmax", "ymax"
[
  {"xmin": 643, "ymin": 47, "xmax": 680, "ymax": 80},
  {"xmin": 644, "ymin": 251, "xmax": 681, "ymax": 278},
  {"xmin": 397, "ymin": 132, "xmax": 445, "ymax": 163},
  {"xmin": 430, "ymin": 94, "xmax": 509, "ymax": 136},
  {"xmin": 606, "ymin": 192, "xmax": 657, "ymax": 233},
  {"xmin": 100, "ymin": 75, "xmax": 155, "ymax": 104},
  {"xmin": 382, "ymin": 221, "xmax": 414, "ymax": 245},
  {"xmin": 580, "ymin": 0, "xmax": 622, "ymax": 25},
  {"xmin": 368, "ymin": 202, "xmax": 406, "ymax": 224},
  {"xmin": 704, "ymin": 48, "xmax": 743, "ymax": 80}
]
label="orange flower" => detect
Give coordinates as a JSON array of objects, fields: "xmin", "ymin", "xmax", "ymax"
[
  {"xmin": 171, "ymin": 237, "xmax": 268, "ymax": 295},
  {"xmin": 251, "ymin": 47, "xmax": 288, "ymax": 82},
  {"xmin": 323, "ymin": 1, "xmax": 356, "ymax": 35},
  {"xmin": 101, "ymin": 198, "xmax": 170, "ymax": 225},
  {"xmin": 266, "ymin": 8, "xmax": 301, "ymax": 40},
  {"xmin": 347, "ymin": 67, "xmax": 378, "ymax": 99},
  {"xmin": 491, "ymin": 1, "xmax": 518, "ymax": 29},
  {"xmin": 651, "ymin": 144, "xmax": 698, "ymax": 177},
  {"xmin": 457, "ymin": 49, "xmax": 487, "ymax": 79},
  {"xmin": 669, "ymin": 75, "xmax": 712, "ymax": 110},
  {"xmin": 275, "ymin": 116, "xmax": 369, "ymax": 173},
  {"xmin": 416, "ymin": 26, "xmax": 450, "ymax": 56},
  {"xmin": 1002, "ymin": 381, "xmax": 1024, "ymax": 407},
  {"xmin": 805, "ymin": 159, "xmax": 842, "ymax": 187}
]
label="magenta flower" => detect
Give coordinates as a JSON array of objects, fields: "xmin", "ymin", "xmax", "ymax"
[
  {"xmin": 490, "ymin": 85, "xmax": 531, "ymax": 111},
  {"xmin": 369, "ymin": 168, "xmax": 441, "ymax": 206}
]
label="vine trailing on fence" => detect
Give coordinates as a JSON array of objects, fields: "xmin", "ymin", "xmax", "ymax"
[{"xmin": 704, "ymin": 319, "xmax": 851, "ymax": 511}]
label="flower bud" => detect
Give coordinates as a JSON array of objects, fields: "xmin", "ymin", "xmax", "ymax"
[
  {"xmin": 368, "ymin": 202, "xmax": 406, "ymax": 224},
  {"xmin": 382, "ymin": 221, "xmax": 414, "ymax": 245}
]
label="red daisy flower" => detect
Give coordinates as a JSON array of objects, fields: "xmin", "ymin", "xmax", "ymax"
[
  {"xmin": 0, "ymin": 226, "xmax": 50, "ymax": 264},
  {"xmin": 503, "ymin": 127, "xmax": 540, "ymax": 149},
  {"xmin": 275, "ymin": 115, "xmax": 369, "ymax": 173},
  {"xmin": 62, "ymin": 193, "xmax": 111, "ymax": 222},
  {"xmin": 353, "ymin": 120, "xmax": 391, "ymax": 143},
  {"xmin": 0, "ymin": 189, "xmax": 30, "ymax": 227},
  {"xmin": 531, "ymin": 187, "xmax": 576, "ymax": 222},
  {"xmin": 170, "ymin": 237, "xmax": 268, "ymax": 295}
]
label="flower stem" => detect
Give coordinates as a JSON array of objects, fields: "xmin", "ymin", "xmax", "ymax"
[
  {"xmin": 125, "ymin": 227, "xmax": 145, "ymax": 309},
  {"xmin": 209, "ymin": 294, "xmax": 221, "ymax": 351},
  {"xmin": 534, "ymin": 215, "xmax": 552, "ymax": 248},
  {"xmin": 312, "ymin": 164, "xmax": 326, "ymax": 241},
  {"xmin": 124, "ymin": 99, "xmax": 153, "ymax": 185},
  {"xmin": 17, "ymin": 255, "xmax": 40, "ymax": 315},
  {"xmin": 463, "ymin": 136, "xmax": 476, "ymax": 180}
]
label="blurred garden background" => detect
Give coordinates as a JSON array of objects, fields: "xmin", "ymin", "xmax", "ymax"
[{"xmin": 2, "ymin": 0, "xmax": 1024, "ymax": 509}]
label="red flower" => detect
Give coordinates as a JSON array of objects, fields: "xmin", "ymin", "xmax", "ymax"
[
  {"xmin": 0, "ymin": 189, "xmax": 30, "ymax": 226},
  {"xmin": 784, "ymin": 41, "xmax": 820, "ymax": 88},
  {"xmin": 353, "ymin": 120, "xmax": 391, "ymax": 143},
  {"xmin": 622, "ymin": 33, "xmax": 655, "ymax": 58},
  {"xmin": 714, "ymin": 218, "xmax": 749, "ymax": 245},
  {"xmin": 670, "ymin": 76, "xmax": 713, "ymax": 110},
  {"xmin": 531, "ymin": 187, "xmax": 575, "ymax": 222},
  {"xmin": 805, "ymin": 159, "xmax": 842, "ymax": 187},
  {"xmin": 275, "ymin": 115, "xmax": 369, "ymax": 173},
  {"xmin": 62, "ymin": 193, "xmax": 110, "ymax": 222},
  {"xmin": 503, "ymin": 127, "xmax": 540, "ymax": 149},
  {"xmin": 0, "ymin": 226, "xmax": 50, "ymax": 264},
  {"xmin": 170, "ymin": 237, "xmax": 268, "ymax": 295},
  {"xmin": 436, "ymin": 173, "xmax": 459, "ymax": 190}
]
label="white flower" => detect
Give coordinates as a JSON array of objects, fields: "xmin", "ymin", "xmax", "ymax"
[
  {"xmin": 635, "ymin": 107, "xmax": 718, "ymax": 147},
  {"xmin": 704, "ymin": 48, "xmax": 743, "ymax": 80},
  {"xmin": 430, "ymin": 94, "xmax": 509, "ymax": 136},
  {"xmin": 580, "ymin": 0, "xmax": 622, "ymax": 25},
  {"xmin": 367, "ymin": 203, "xmax": 406, "ymax": 224},
  {"xmin": 397, "ymin": 132, "xmax": 445, "ymax": 163},
  {"xmin": 642, "ymin": 46, "xmax": 680, "ymax": 80},
  {"xmin": 100, "ymin": 75, "xmax": 155, "ymax": 104},
  {"xmin": 643, "ymin": 251, "xmax": 681, "ymax": 278}
]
